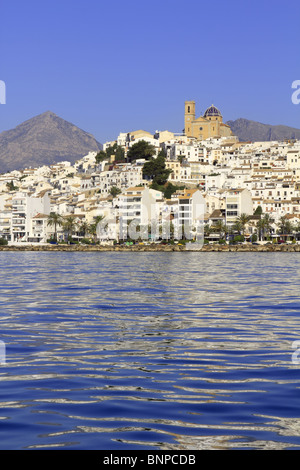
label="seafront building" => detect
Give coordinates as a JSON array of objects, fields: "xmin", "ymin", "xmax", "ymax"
[
  {"xmin": 1, "ymin": 102, "xmax": 300, "ymax": 243},
  {"xmin": 11, "ymin": 191, "xmax": 51, "ymax": 242}
]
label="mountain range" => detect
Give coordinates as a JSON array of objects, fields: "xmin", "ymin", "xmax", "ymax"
[
  {"xmin": 0, "ymin": 111, "xmax": 102, "ymax": 173},
  {"xmin": 1, "ymin": 111, "xmax": 300, "ymax": 173},
  {"xmin": 226, "ymin": 118, "xmax": 300, "ymax": 142}
]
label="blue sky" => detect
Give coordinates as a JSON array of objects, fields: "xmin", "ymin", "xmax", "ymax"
[{"xmin": 1, "ymin": 0, "xmax": 300, "ymax": 143}]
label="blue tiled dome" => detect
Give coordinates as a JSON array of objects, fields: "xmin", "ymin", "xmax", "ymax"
[{"xmin": 203, "ymin": 105, "xmax": 222, "ymax": 118}]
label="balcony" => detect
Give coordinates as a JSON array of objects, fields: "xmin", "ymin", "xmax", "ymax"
[
  {"xmin": 12, "ymin": 219, "xmax": 26, "ymax": 225},
  {"xmin": 121, "ymin": 204, "xmax": 141, "ymax": 210}
]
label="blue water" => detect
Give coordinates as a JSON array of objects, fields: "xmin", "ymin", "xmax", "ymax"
[{"xmin": 0, "ymin": 251, "xmax": 300, "ymax": 450}]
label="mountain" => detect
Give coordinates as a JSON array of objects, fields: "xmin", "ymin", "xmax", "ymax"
[
  {"xmin": 0, "ymin": 111, "xmax": 102, "ymax": 173},
  {"xmin": 227, "ymin": 118, "xmax": 300, "ymax": 142}
]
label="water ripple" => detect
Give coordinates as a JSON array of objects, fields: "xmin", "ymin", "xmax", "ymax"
[{"xmin": 0, "ymin": 252, "xmax": 300, "ymax": 449}]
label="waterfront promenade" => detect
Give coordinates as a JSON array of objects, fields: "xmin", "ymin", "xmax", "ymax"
[{"xmin": 1, "ymin": 243, "xmax": 300, "ymax": 252}]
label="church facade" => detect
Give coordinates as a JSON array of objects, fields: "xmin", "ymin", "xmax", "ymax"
[{"xmin": 184, "ymin": 101, "xmax": 233, "ymax": 140}]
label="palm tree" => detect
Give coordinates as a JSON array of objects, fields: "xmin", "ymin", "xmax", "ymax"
[
  {"xmin": 213, "ymin": 220, "xmax": 229, "ymax": 241},
  {"xmin": 79, "ymin": 221, "xmax": 90, "ymax": 238},
  {"xmin": 256, "ymin": 214, "xmax": 274, "ymax": 241},
  {"xmin": 248, "ymin": 218, "xmax": 258, "ymax": 241},
  {"xmin": 47, "ymin": 212, "xmax": 63, "ymax": 241},
  {"xmin": 262, "ymin": 213, "xmax": 272, "ymax": 239},
  {"xmin": 89, "ymin": 215, "xmax": 105, "ymax": 243},
  {"xmin": 232, "ymin": 220, "xmax": 243, "ymax": 236},
  {"xmin": 62, "ymin": 216, "xmax": 78, "ymax": 242},
  {"xmin": 204, "ymin": 224, "xmax": 211, "ymax": 238},
  {"xmin": 256, "ymin": 218, "xmax": 265, "ymax": 241},
  {"xmin": 278, "ymin": 215, "xmax": 293, "ymax": 237},
  {"xmin": 237, "ymin": 213, "xmax": 250, "ymax": 236}
]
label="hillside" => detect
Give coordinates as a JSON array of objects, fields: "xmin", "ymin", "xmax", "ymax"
[
  {"xmin": 0, "ymin": 111, "xmax": 102, "ymax": 173},
  {"xmin": 227, "ymin": 118, "xmax": 300, "ymax": 142}
]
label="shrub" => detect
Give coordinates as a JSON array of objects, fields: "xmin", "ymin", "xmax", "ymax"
[
  {"xmin": 0, "ymin": 238, "xmax": 8, "ymax": 245},
  {"xmin": 233, "ymin": 235, "xmax": 244, "ymax": 243},
  {"xmin": 81, "ymin": 238, "xmax": 91, "ymax": 244}
]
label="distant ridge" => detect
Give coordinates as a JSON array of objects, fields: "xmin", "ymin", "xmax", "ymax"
[
  {"xmin": 0, "ymin": 111, "xmax": 102, "ymax": 173},
  {"xmin": 227, "ymin": 118, "xmax": 300, "ymax": 142}
]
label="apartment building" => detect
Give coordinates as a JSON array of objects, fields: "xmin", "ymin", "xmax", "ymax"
[
  {"xmin": 11, "ymin": 191, "xmax": 51, "ymax": 242},
  {"xmin": 223, "ymin": 188, "xmax": 253, "ymax": 226},
  {"xmin": 162, "ymin": 189, "xmax": 205, "ymax": 240},
  {"xmin": 0, "ymin": 195, "xmax": 12, "ymax": 241},
  {"xmin": 118, "ymin": 186, "xmax": 163, "ymax": 239}
]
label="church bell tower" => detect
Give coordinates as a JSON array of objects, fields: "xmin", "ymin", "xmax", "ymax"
[{"xmin": 184, "ymin": 101, "xmax": 195, "ymax": 136}]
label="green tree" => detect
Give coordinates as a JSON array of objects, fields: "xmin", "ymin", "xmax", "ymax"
[
  {"xmin": 79, "ymin": 221, "xmax": 90, "ymax": 238},
  {"xmin": 278, "ymin": 216, "xmax": 293, "ymax": 236},
  {"xmin": 95, "ymin": 150, "xmax": 107, "ymax": 163},
  {"xmin": 126, "ymin": 140, "xmax": 156, "ymax": 163},
  {"xmin": 62, "ymin": 216, "xmax": 78, "ymax": 242},
  {"xmin": 254, "ymin": 205, "xmax": 263, "ymax": 216},
  {"xmin": 162, "ymin": 182, "xmax": 178, "ymax": 199},
  {"xmin": 256, "ymin": 218, "xmax": 265, "ymax": 241},
  {"xmin": 109, "ymin": 186, "xmax": 122, "ymax": 198},
  {"xmin": 262, "ymin": 213, "xmax": 272, "ymax": 238},
  {"xmin": 236, "ymin": 213, "xmax": 250, "ymax": 236},
  {"xmin": 6, "ymin": 180, "xmax": 18, "ymax": 191},
  {"xmin": 106, "ymin": 143, "xmax": 124, "ymax": 161},
  {"xmin": 95, "ymin": 144, "xmax": 125, "ymax": 164},
  {"xmin": 88, "ymin": 215, "xmax": 105, "ymax": 242},
  {"xmin": 143, "ymin": 154, "xmax": 172, "ymax": 186},
  {"xmin": 47, "ymin": 212, "xmax": 63, "ymax": 241},
  {"xmin": 213, "ymin": 220, "xmax": 229, "ymax": 241},
  {"xmin": 232, "ymin": 220, "xmax": 243, "ymax": 236},
  {"xmin": 204, "ymin": 224, "xmax": 212, "ymax": 238},
  {"xmin": 256, "ymin": 214, "xmax": 272, "ymax": 241}
]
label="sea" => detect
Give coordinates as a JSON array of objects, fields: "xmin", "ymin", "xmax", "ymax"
[{"xmin": 0, "ymin": 251, "xmax": 300, "ymax": 450}]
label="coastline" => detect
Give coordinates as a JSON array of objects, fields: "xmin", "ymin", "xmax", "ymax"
[{"xmin": 1, "ymin": 243, "xmax": 300, "ymax": 252}]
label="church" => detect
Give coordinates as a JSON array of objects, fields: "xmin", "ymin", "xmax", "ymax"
[{"xmin": 184, "ymin": 101, "xmax": 233, "ymax": 140}]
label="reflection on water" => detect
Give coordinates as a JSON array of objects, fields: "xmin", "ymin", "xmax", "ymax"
[{"xmin": 0, "ymin": 252, "xmax": 300, "ymax": 449}]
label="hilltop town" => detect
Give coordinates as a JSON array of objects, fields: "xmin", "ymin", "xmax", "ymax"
[{"xmin": 1, "ymin": 102, "xmax": 300, "ymax": 246}]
